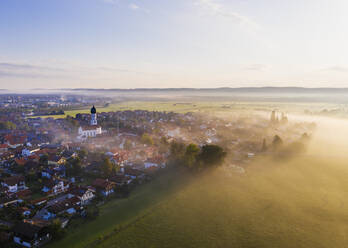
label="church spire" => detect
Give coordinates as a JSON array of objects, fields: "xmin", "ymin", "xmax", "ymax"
[{"xmin": 90, "ymin": 105, "xmax": 97, "ymax": 125}]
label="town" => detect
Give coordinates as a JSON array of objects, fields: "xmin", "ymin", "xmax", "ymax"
[{"xmin": 0, "ymin": 94, "xmax": 314, "ymax": 247}]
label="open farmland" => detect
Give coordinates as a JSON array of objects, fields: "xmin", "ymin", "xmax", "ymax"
[
  {"xmin": 94, "ymin": 156, "xmax": 348, "ymax": 248},
  {"xmin": 35, "ymin": 100, "xmax": 343, "ymax": 119}
]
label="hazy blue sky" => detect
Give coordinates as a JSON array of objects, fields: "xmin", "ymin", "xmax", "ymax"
[{"xmin": 1, "ymin": 0, "xmax": 348, "ymax": 89}]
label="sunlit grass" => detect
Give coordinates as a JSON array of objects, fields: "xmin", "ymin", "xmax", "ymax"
[{"xmin": 96, "ymin": 156, "xmax": 348, "ymax": 248}]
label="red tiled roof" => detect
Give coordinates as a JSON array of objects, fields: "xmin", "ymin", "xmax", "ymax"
[
  {"xmin": 92, "ymin": 178, "xmax": 115, "ymax": 189},
  {"xmin": 15, "ymin": 158, "xmax": 27, "ymax": 166},
  {"xmin": 16, "ymin": 189, "xmax": 32, "ymax": 199},
  {"xmin": 2, "ymin": 176, "xmax": 25, "ymax": 186}
]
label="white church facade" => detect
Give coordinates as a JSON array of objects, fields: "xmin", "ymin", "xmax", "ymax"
[{"xmin": 78, "ymin": 106, "xmax": 102, "ymax": 139}]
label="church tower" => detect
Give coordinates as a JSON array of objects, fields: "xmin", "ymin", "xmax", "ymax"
[{"xmin": 90, "ymin": 105, "xmax": 97, "ymax": 126}]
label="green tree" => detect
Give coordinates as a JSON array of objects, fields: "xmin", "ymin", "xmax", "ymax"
[
  {"xmin": 78, "ymin": 149, "xmax": 88, "ymax": 159},
  {"xmin": 0, "ymin": 121, "xmax": 16, "ymax": 130},
  {"xmin": 101, "ymin": 158, "xmax": 113, "ymax": 175},
  {"xmin": 124, "ymin": 139, "xmax": 133, "ymax": 150},
  {"xmin": 159, "ymin": 136, "xmax": 169, "ymax": 154},
  {"xmin": 85, "ymin": 204, "xmax": 99, "ymax": 219},
  {"xmin": 39, "ymin": 154, "xmax": 49, "ymax": 167},
  {"xmin": 141, "ymin": 133, "xmax": 154, "ymax": 146},
  {"xmin": 48, "ymin": 219, "xmax": 65, "ymax": 240},
  {"xmin": 198, "ymin": 145, "xmax": 226, "ymax": 167},
  {"xmin": 169, "ymin": 141, "xmax": 186, "ymax": 164},
  {"xmin": 68, "ymin": 157, "xmax": 82, "ymax": 176},
  {"xmin": 184, "ymin": 144, "xmax": 200, "ymax": 168}
]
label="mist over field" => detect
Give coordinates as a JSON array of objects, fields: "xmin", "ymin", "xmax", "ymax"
[{"xmin": 89, "ymin": 110, "xmax": 348, "ymax": 248}]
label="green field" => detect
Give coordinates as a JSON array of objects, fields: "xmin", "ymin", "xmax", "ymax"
[
  {"xmin": 47, "ymin": 168, "xmax": 192, "ymax": 248},
  {"xmin": 95, "ymin": 157, "xmax": 348, "ymax": 248},
  {"xmin": 34, "ymin": 100, "xmax": 338, "ymax": 119},
  {"xmin": 49, "ymin": 156, "xmax": 348, "ymax": 248}
]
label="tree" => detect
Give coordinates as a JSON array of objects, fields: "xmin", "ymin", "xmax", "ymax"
[
  {"xmin": 85, "ymin": 204, "xmax": 99, "ymax": 219},
  {"xmin": 272, "ymin": 135, "xmax": 283, "ymax": 150},
  {"xmin": 48, "ymin": 219, "xmax": 65, "ymax": 240},
  {"xmin": 65, "ymin": 115, "xmax": 79, "ymax": 127},
  {"xmin": 67, "ymin": 157, "xmax": 82, "ymax": 176},
  {"xmin": 141, "ymin": 133, "xmax": 154, "ymax": 146},
  {"xmin": 101, "ymin": 158, "xmax": 113, "ymax": 175},
  {"xmin": 184, "ymin": 144, "xmax": 200, "ymax": 168},
  {"xmin": 78, "ymin": 149, "xmax": 88, "ymax": 159},
  {"xmin": 39, "ymin": 154, "xmax": 49, "ymax": 167},
  {"xmin": 169, "ymin": 141, "xmax": 186, "ymax": 164},
  {"xmin": 198, "ymin": 145, "xmax": 226, "ymax": 167},
  {"xmin": 0, "ymin": 121, "xmax": 16, "ymax": 130},
  {"xmin": 159, "ymin": 136, "xmax": 169, "ymax": 154},
  {"xmin": 124, "ymin": 139, "xmax": 133, "ymax": 150},
  {"xmin": 160, "ymin": 136, "xmax": 168, "ymax": 146}
]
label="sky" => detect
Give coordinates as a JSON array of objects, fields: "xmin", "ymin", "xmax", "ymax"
[{"xmin": 1, "ymin": 0, "xmax": 348, "ymax": 89}]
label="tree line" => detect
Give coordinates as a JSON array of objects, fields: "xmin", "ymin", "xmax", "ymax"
[{"xmin": 169, "ymin": 142, "xmax": 226, "ymax": 170}]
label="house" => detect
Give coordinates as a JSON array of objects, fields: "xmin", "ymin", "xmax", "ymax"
[
  {"xmin": 60, "ymin": 150, "xmax": 77, "ymax": 159},
  {"xmin": 0, "ymin": 196, "xmax": 20, "ymax": 208},
  {"xmin": 19, "ymin": 207, "xmax": 32, "ymax": 217},
  {"xmin": 15, "ymin": 158, "xmax": 27, "ymax": 166},
  {"xmin": 92, "ymin": 178, "xmax": 115, "ymax": 196},
  {"xmin": 69, "ymin": 186, "xmax": 95, "ymax": 205},
  {"xmin": 46, "ymin": 196, "xmax": 81, "ymax": 217},
  {"xmin": 144, "ymin": 162, "xmax": 159, "ymax": 169},
  {"xmin": 47, "ymin": 155, "xmax": 66, "ymax": 166},
  {"xmin": 41, "ymin": 169, "xmax": 54, "ymax": 179},
  {"xmin": 42, "ymin": 179, "xmax": 70, "ymax": 196},
  {"xmin": 0, "ymin": 144, "xmax": 9, "ymax": 154},
  {"xmin": 124, "ymin": 168, "xmax": 145, "ymax": 180},
  {"xmin": 12, "ymin": 220, "xmax": 51, "ymax": 247},
  {"xmin": 5, "ymin": 134, "xmax": 26, "ymax": 148},
  {"xmin": 47, "ymin": 155, "xmax": 61, "ymax": 166},
  {"xmin": 109, "ymin": 175, "xmax": 132, "ymax": 186},
  {"xmin": 1, "ymin": 176, "xmax": 27, "ymax": 193},
  {"xmin": 53, "ymin": 165, "xmax": 66, "ymax": 177},
  {"xmin": 30, "ymin": 197, "xmax": 48, "ymax": 207},
  {"xmin": 16, "ymin": 189, "xmax": 32, "ymax": 200},
  {"xmin": 22, "ymin": 147, "xmax": 40, "ymax": 157}
]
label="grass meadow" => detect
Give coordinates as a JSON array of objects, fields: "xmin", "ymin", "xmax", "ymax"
[
  {"xmin": 47, "ymin": 168, "xmax": 192, "ymax": 248},
  {"xmin": 48, "ymin": 155, "xmax": 348, "ymax": 248},
  {"xmin": 96, "ymin": 156, "xmax": 348, "ymax": 248}
]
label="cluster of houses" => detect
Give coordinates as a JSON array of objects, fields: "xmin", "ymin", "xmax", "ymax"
[
  {"xmin": 0, "ymin": 107, "xmax": 172, "ymax": 247},
  {"xmin": 0, "ymin": 142, "xmax": 162, "ymax": 247}
]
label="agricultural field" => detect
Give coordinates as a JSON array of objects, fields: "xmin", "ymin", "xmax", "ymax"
[
  {"xmin": 47, "ymin": 168, "xmax": 192, "ymax": 248},
  {"xmin": 48, "ymin": 155, "xmax": 348, "ymax": 248},
  {"xmin": 96, "ymin": 157, "xmax": 348, "ymax": 248},
  {"xmin": 35, "ymin": 100, "xmax": 342, "ymax": 119}
]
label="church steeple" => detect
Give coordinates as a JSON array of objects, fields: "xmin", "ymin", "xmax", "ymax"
[
  {"xmin": 90, "ymin": 105, "xmax": 97, "ymax": 125},
  {"xmin": 91, "ymin": 105, "xmax": 96, "ymax": 114}
]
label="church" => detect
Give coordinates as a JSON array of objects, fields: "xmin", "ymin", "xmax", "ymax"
[{"xmin": 78, "ymin": 106, "xmax": 102, "ymax": 139}]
